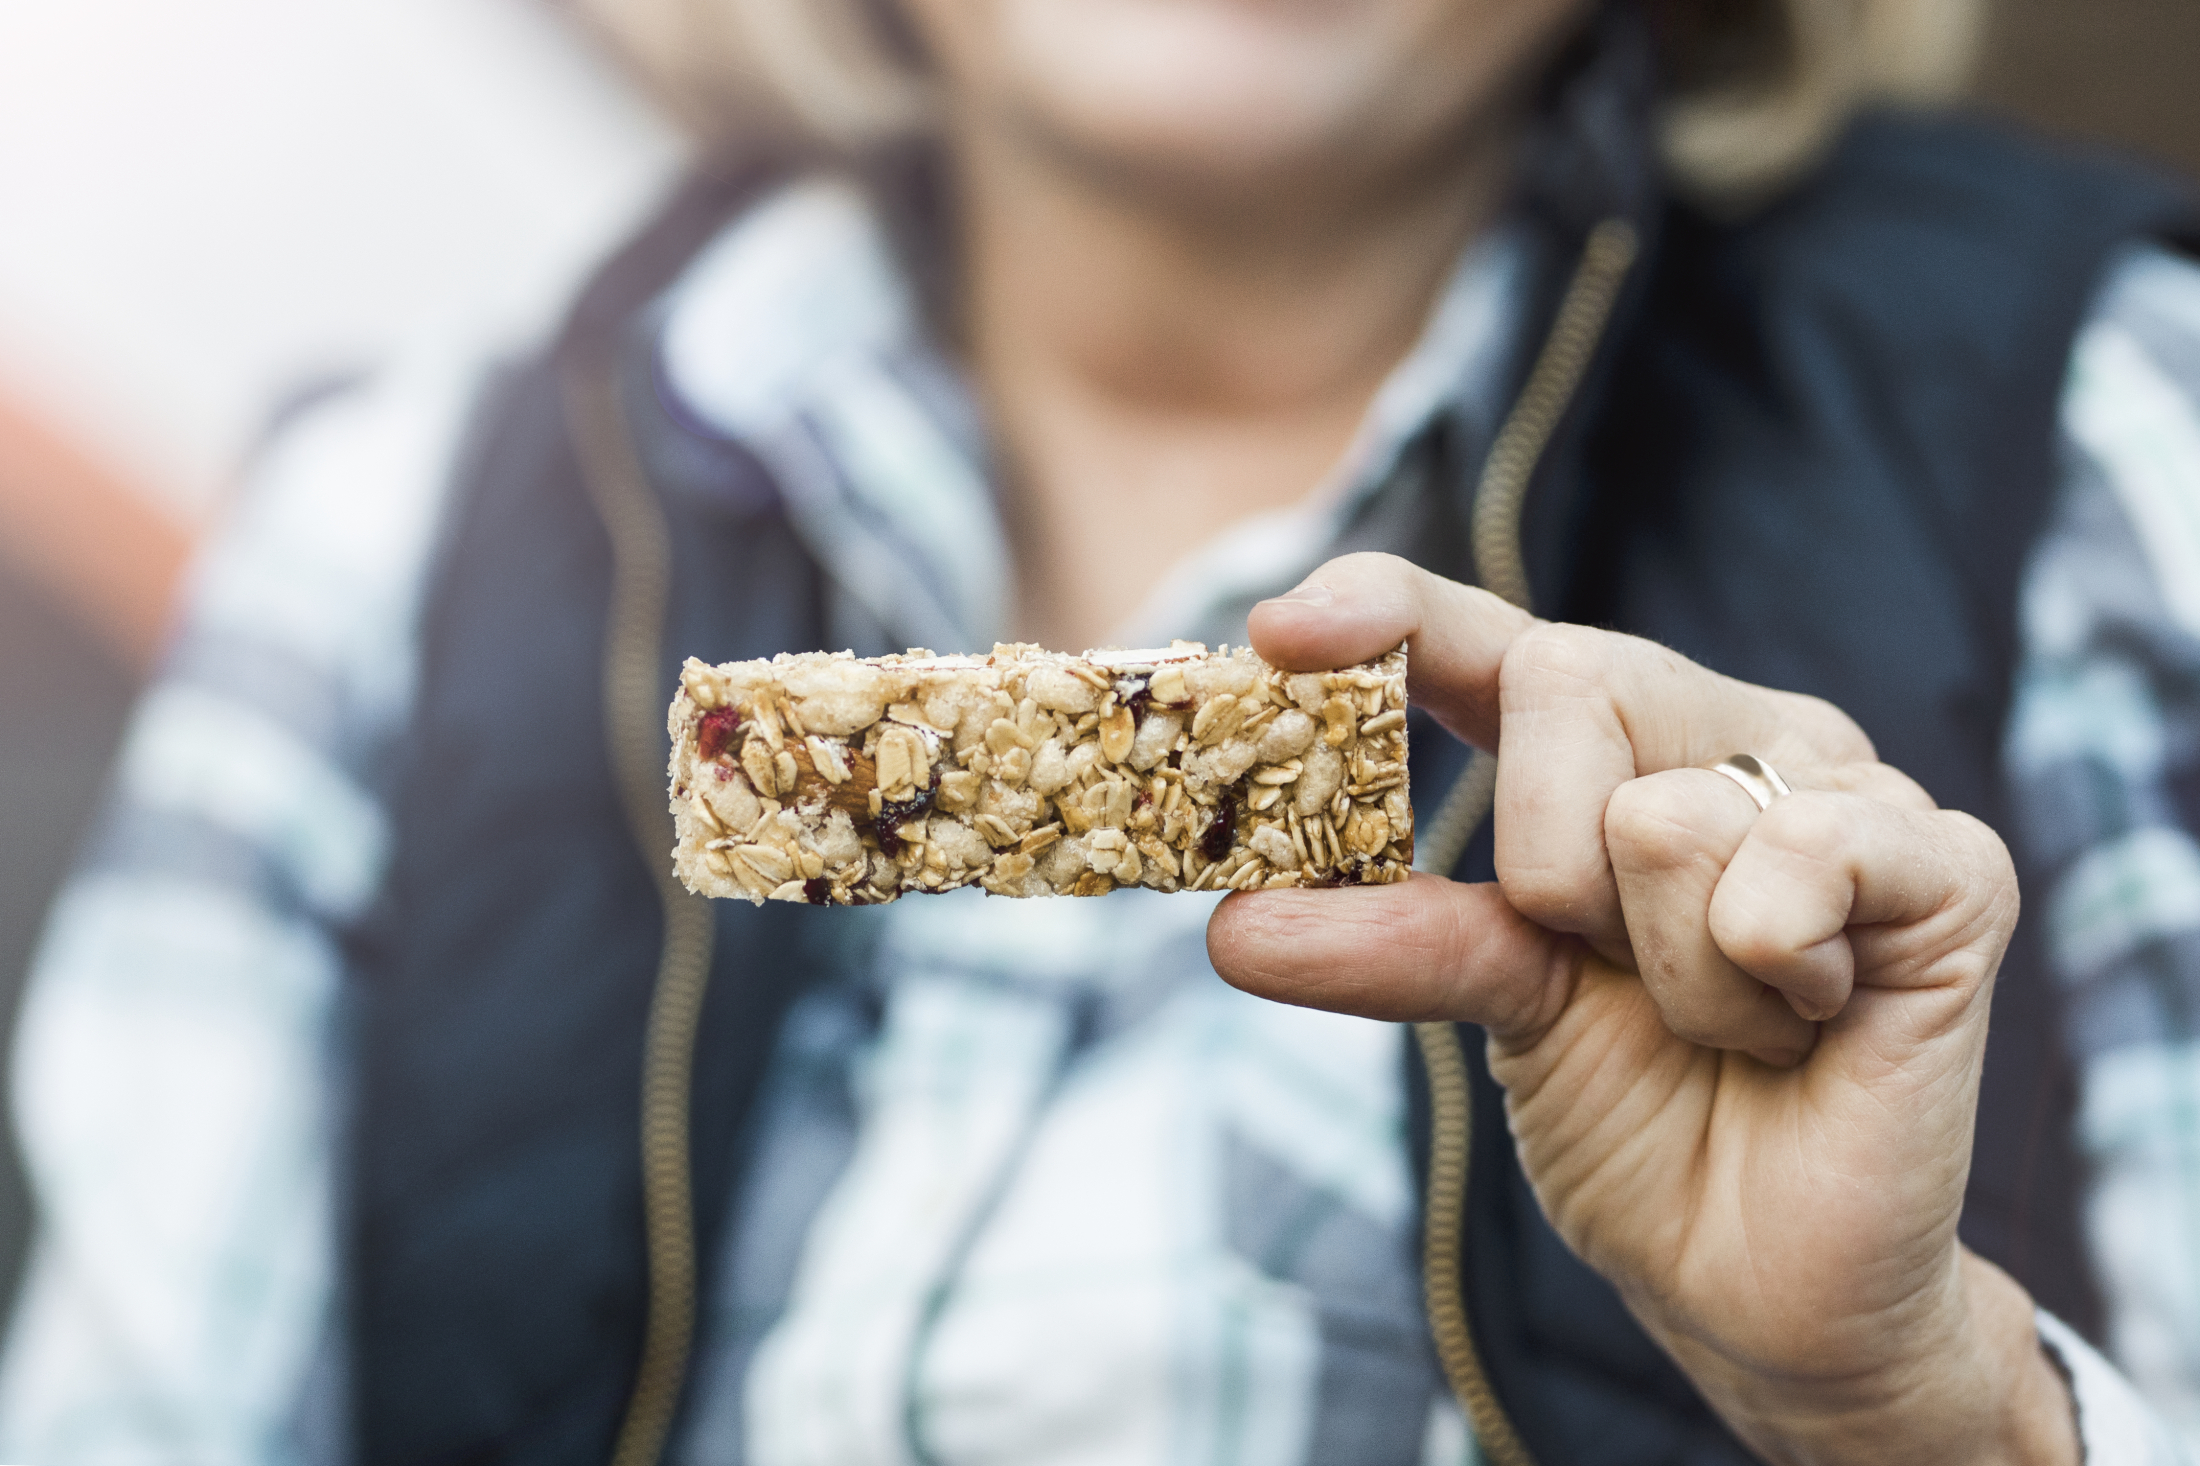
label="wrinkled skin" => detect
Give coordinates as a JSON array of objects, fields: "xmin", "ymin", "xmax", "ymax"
[{"xmin": 1208, "ymin": 553, "xmax": 2078, "ymax": 1466}]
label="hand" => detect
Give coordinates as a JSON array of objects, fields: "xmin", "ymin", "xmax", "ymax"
[{"xmin": 1206, "ymin": 553, "xmax": 2077, "ymax": 1466}]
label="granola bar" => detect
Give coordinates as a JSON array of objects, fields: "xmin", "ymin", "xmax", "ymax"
[{"xmin": 667, "ymin": 641, "xmax": 1411, "ymax": 905}]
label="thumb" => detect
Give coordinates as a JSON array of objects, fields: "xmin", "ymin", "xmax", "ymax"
[{"xmin": 1206, "ymin": 874, "xmax": 1578, "ymax": 1044}]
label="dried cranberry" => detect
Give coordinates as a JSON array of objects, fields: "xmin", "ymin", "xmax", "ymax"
[
  {"xmin": 1116, "ymin": 672, "xmax": 1191, "ymax": 723},
  {"xmin": 1119, "ymin": 676, "xmax": 1154, "ymax": 724},
  {"xmin": 802, "ymin": 877, "xmax": 831, "ymax": 905},
  {"xmin": 697, "ymin": 706, "xmax": 742, "ymax": 761},
  {"xmin": 872, "ymin": 788, "xmax": 938, "ymax": 857},
  {"xmin": 1199, "ymin": 803, "xmax": 1236, "ymax": 863}
]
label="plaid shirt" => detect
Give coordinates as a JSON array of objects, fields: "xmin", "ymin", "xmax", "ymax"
[
  {"xmin": 2, "ymin": 207, "xmax": 2197, "ymax": 1461},
  {"xmin": 2007, "ymin": 245, "xmax": 2200, "ymax": 1455}
]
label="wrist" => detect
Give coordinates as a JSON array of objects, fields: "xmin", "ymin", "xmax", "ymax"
[
  {"xmin": 1996, "ymin": 1325, "xmax": 2081, "ymax": 1466},
  {"xmin": 1944, "ymin": 1254, "xmax": 2078, "ymax": 1466},
  {"xmin": 1686, "ymin": 1252, "xmax": 2077, "ymax": 1466}
]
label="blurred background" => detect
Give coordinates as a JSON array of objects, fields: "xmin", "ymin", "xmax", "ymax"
[{"xmin": 0, "ymin": 0, "xmax": 2191, "ymax": 1323}]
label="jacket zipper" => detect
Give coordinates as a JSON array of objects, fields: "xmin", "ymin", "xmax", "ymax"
[
  {"xmin": 1412, "ymin": 216, "xmax": 1638, "ymax": 1466},
  {"xmin": 564, "ymin": 351, "xmax": 720, "ymax": 1466}
]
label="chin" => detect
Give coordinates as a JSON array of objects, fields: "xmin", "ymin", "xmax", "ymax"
[{"xmin": 960, "ymin": 0, "xmax": 1455, "ymax": 193}]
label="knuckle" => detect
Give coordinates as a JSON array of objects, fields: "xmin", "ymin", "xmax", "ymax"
[
  {"xmin": 1654, "ymin": 999, "xmax": 1724, "ymax": 1043},
  {"xmin": 1663, "ymin": 1011, "xmax": 1731, "ymax": 1049},
  {"xmin": 1495, "ymin": 852, "xmax": 1603, "ymax": 930},
  {"xmin": 1773, "ymin": 691, "xmax": 1876, "ymax": 764},
  {"xmin": 1942, "ymin": 809, "xmax": 2016, "ymax": 878},
  {"xmin": 1940, "ymin": 809, "xmax": 2021, "ymax": 935},
  {"xmin": 1326, "ymin": 549, "xmax": 1410, "ymax": 586},
  {"xmin": 1501, "ymin": 622, "xmax": 1612, "ymax": 699},
  {"xmin": 1844, "ymin": 761, "xmax": 1937, "ymax": 811},
  {"xmin": 1426, "ymin": 889, "xmax": 1494, "ymax": 971},
  {"xmin": 1708, "ymin": 861, "xmax": 1831, "ymax": 971},
  {"xmin": 1710, "ymin": 903, "xmax": 1796, "ymax": 974},
  {"xmin": 1648, "ymin": 986, "xmax": 1744, "ymax": 1049},
  {"xmin": 1752, "ymin": 793, "xmax": 1853, "ymax": 863},
  {"xmin": 1603, "ymin": 777, "xmax": 1703, "ymax": 871}
]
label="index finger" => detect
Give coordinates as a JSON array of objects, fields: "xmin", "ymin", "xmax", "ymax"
[{"xmin": 1246, "ymin": 551, "xmax": 1538, "ymax": 750}]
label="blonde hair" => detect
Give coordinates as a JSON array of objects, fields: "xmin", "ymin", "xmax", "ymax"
[{"xmin": 574, "ymin": 0, "xmax": 1983, "ymax": 207}]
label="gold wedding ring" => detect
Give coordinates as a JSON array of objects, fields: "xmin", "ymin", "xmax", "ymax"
[{"xmin": 1710, "ymin": 753, "xmax": 1793, "ymax": 812}]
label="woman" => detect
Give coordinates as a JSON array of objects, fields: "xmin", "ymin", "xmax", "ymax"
[{"xmin": 5, "ymin": 0, "xmax": 2198, "ymax": 1461}]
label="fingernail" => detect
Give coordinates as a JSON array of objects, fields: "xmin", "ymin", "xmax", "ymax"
[{"xmin": 1266, "ymin": 580, "xmax": 1333, "ymax": 608}]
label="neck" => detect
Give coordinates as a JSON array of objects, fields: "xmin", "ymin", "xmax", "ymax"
[
  {"xmin": 960, "ymin": 126, "xmax": 1509, "ymax": 416},
  {"xmin": 954, "ymin": 123, "xmax": 1511, "ymax": 650}
]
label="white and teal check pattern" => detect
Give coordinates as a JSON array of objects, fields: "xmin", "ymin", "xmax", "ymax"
[
  {"xmin": 2010, "ymin": 245, "xmax": 2200, "ymax": 1459},
  {"xmin": 0, "ymin": 343, "xmax": 482, "ymax": 1462}
]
